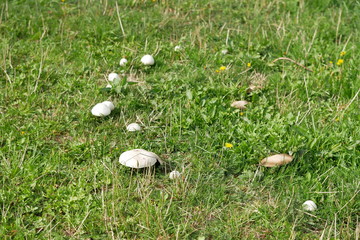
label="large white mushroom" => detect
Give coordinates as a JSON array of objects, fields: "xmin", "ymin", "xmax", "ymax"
[
  {"xmin": 141, "ymin": 55, "xmax": 155, "ymax": 66},
  {"xmin": 91, "ymin": 103, "xmax": 111, "ymax": 117},
  {"xmin": 102, "ymin": 101, "xmax": 115, "ymax": 111},
  {"xmin": 119, "ymin": 149, "xmax": 163, "ymax": 168}
]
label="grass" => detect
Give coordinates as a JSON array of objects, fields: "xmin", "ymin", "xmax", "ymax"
[{"xmin": 0, "ymin": 0, "xmax": 359, "ymax": 239}]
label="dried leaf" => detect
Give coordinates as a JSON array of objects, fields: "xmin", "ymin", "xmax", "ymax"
[{"xmin": 231, "ymin": 100, "xmax": 249, "ymax": 109}]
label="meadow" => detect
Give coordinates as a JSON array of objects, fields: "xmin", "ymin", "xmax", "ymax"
[{"xmin": 0, "ymin": 0, "xmax": 359, "ymax": 239}]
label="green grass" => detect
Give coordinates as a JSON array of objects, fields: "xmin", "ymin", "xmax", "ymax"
[{"xmin": 1, "ymin": 0, "xmax": 359, "ymax": 239}]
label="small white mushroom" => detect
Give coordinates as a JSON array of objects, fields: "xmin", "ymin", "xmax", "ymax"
[
  {"xmin": 119, "ymin": 58, "xmax": 128, "ymax": 66},
  {"xmin": 221, "ymin": 49, "xmax": 229, "ymax": 55},
  {"xmin": 119, "ymin": 149, "xmax": 163, "ymax": 168},
  {"xmin": 126, "ymin": 123, "xmax": 141, "ymax": 132},
  {"xmin": 102, "ymin": 101, "xmax": 115, "ymax": 111},
  {"xmin": 108, "ymin": 72, "xmax": 120, "ymax": 82},
  {"xmin": 302, "ymin": 200, "xmax": 317, "ymax": 211},
  {"xmin": 231, "ymin": 100, "xmax": 249, "ymax": 110},
  {"xmin": 169, "ymin": 170, "xmax": 181, "ymax": 179},
  {"xmin": 106, "ymin": 84, "xmax": 112, "ymax": 89},
  {"xmin": 260, "ymin": 154, "xmax": 293, "ymax": 167},
  {"xmin": 174, "ymin": 45, "xmax": 182, "ymax": 51},
  {"xmin": 141, "ymin": 55, "xmax": 155, "ymax": 66},
  {"xmin": 91, "ymin": 103, "xmax": 111, "ymax": 117}
]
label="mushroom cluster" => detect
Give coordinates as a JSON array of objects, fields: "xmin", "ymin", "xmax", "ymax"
[{"xmin": 91, "ymin": 101, "xmax": 115, "ymax": 117}]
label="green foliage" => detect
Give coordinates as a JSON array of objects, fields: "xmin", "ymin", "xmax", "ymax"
[{"xmin": 0, "ymin": 0, "xmax": 359, "ymax": 239}]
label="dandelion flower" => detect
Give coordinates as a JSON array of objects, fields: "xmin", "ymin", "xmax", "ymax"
[
  {"xmin": 247, "ymin": 63, "xmax": 251, "ymax": 67},
  {"xmin": 219, "ymin": 66, "xmax": 227, "ymax": 71},
  {"xmin": 224, "ymin": 143, "xmax": 233, "ymax": 148},
  {"xmin": 215, "ymin": 69, "xmax": 220, "ymax": 73},
  {"xmin": 21, "ymin": 131, "xmax": 25, "ymax": 135},
  {"xmin": 340, "ymin": 51, "xmax": 346, "ymax": 56},
  {"xmin": 336, "ymin": 59, "xmax": 344, "ymax": 66}
]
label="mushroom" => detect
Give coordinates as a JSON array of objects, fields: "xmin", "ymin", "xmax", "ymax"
[
  {"xmin": 260, "ymin": 154, "xmax": 293, "ymax": 167},
  {"xmin": 119, "ymin": 149, "xmax": 163, "ymax": 168},
  {"xmin": 174, "ymin": 45, "xmax": 182, "ymax": 51},
  {"xmin": 221, "ymin": 49, "xmax": 228, "ymax": 55},
  {"xmin": 91, "ymin": 103, "xmax": 111, "ymax": 117},
  {"xmin": 126, "ymin": 123, "xmax": 141, "ymax": 132},
  {"xmin": 102, "ymin": 101, "xmax": 115, "ymax": 111},
  {"xmin": 169, "ymin": 170, "xmax": 181, "ymax": 179},
  {"xmin": 302, "ymin": 200, "xmax": 317, "ymax": 211},
  {"xmin": 231, "ymin": 100, "xmax": 249, "ymax": 110},
  {"xmin": 141, "ymin": 55, "xmax": 155, "ymax": 66},
  {"xmin": 119, "ymin": 58, "xmax": 128, "ymax": 66},
  {"xmin": 106, "ymin": 84, "xmax": 112, "ymax": 89},
  {"xmin": 108, "ymin": 72, "xmax": 120, "ymax": 82}
]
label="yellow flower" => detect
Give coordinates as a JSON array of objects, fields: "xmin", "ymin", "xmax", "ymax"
[
  {"xmin": 215, "ymin": 69, "xmax": 220, "ymax": 73},
  {"xmin": 219, "ymin": 66, "xmax": 227, "ymax": 71},
  {"xmin": 329, "ymin": 61, "xmax": 333, "ymax": 65},
  {"xmin": 240, "ymin": 112, "xmax": 244, "ymax": 116},
  {"xmin": 336, "ymin": 59, "xmax": 344, "ymax": 66},
  {"xmin": 247, "ymin": 63, "xmax": 251, "ymax": 67},
  {"xmin": 340, "ymin": 51, "xmax": 346, "ymax": 56},
  {"xmin": 224, "ymin": 143, "xmax": 233, "ymax": 148},
  {"xmin": 21, "ymin": 131, "xmax": 25, "ymax": 135}
]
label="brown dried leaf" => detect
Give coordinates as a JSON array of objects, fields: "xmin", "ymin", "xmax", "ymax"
[{"xmin": 231, "ymin": 100, "xmax": 249, "ymax": 109}]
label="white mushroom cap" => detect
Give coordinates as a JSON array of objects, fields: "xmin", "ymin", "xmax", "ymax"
[
  {"xmin": 126, "ymin": 123, "xmax": 141, "ymax": 132},
  {"xmin": 302, "ymin": 200, "xmax": 317, "ymax": 211},
  {"xmin": 119, "ymin": 149, "xmax": 163, "ymax": 168},
  {"xmin": 169, "ymin": 170, "xmax": 181, "ymax": 179},
  {"xmin": 119, "ymin": 58, "xmax": 128, "ymax": 66},
  {"xmin": 221, "ymin": 49, "xmax": 228, "ymax": 55},
  {"xmin": 106, "ymin": 84, "xmax": 112, "ymax": 89},
  {"xmin": 231, "ymin": 100, "xmax": 249, "ymax": 110},
  {"xmin": 102, "ymin": 101, "xmax": 115, "ymax": 111},
  {"xmin": 91, "ymin": 103, "xmax": 111, "ymax": 117},
  {"xmin": 141, "ymin": 55, "xmax": 155, "ymax": 66},
  {"xmin": 108, "ymin": 72, "xmax": 120, "ymax": 82}
]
